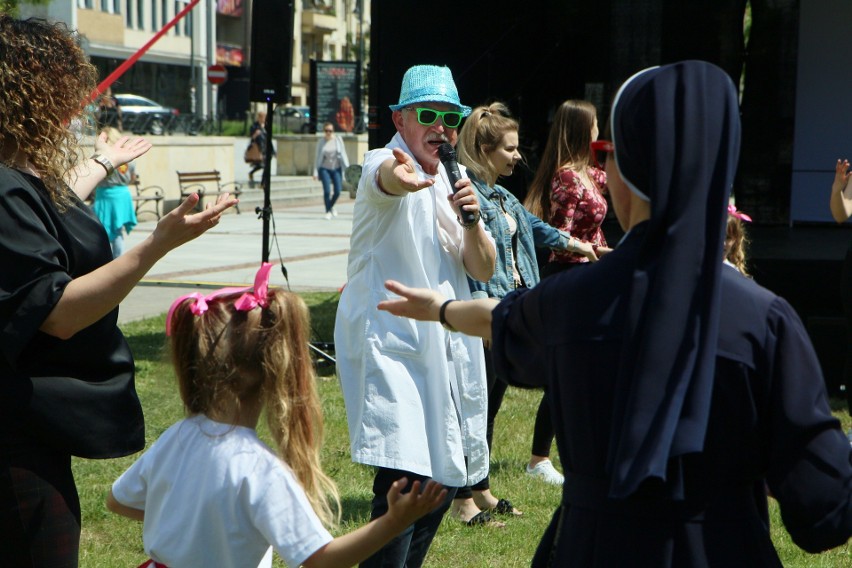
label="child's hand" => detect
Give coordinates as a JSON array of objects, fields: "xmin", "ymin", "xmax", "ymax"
[{"xmin": 384, "ymin": 478, "xmax": 447, "ymax": 526}]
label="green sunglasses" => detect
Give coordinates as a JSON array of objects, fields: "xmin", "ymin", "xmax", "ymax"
[{"xmin": 409, "ymin": 107, "xmax": 464, "ymax": 128}]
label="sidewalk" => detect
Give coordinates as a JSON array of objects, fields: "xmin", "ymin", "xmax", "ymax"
[{"xmin": 118, "ymin": 198, "xmax": 353, "ymax": 324}]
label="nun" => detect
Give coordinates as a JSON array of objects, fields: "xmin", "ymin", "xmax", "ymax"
[{"xmin": 377, "ymin": 60, "xmax": 852, "ymax": 566}]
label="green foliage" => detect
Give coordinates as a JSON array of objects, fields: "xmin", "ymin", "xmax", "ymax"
[
  {"xmin": 2, "ymin": 0, "xmax": 50, "ymax": 16},
  {"xmin": 218, "ymin": 119, "xmax": 249, "ymax": 137},
  {"xmin": 74, "ymin": 293, "xmax": 852, "ymax": 566}
]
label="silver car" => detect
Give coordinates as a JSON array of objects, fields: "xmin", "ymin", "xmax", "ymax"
[
  {"xmin": 276, "ymin": 105, "xmax": 312, "ymax": 134},
  {"xmin": 114, "ymin": 93, "xmax": 179, "ymax": 135}
]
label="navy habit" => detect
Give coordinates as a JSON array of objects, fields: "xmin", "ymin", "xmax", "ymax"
[{"xmin": 491, "ymin": 61, "xmax": 852, "ymax": 566}]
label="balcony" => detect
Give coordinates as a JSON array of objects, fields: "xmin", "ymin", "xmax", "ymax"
[{"xmin": 302, "ymin": 9, "xmax": 338, "ymax": 33}]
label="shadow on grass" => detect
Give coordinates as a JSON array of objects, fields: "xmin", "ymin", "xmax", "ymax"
[
  {"xmin": 340, "ymin": 495, "xmax": 373, "ymax": 523},
  {"xmin": 307, "ymin": 293, "xmax": 340, "ymax": 345},
  {"xmin": 125, "ymin": 331, "xmax": 168, "ymax": 363}
]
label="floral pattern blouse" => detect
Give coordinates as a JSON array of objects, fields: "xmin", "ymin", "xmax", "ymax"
[{"xmin": 548, "ymin": 166, "xmax": 608, "ymax": 265}]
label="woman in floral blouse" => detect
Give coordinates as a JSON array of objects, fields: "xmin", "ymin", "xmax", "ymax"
[{"xmin": 525, "ymin": 100, "xmax": 612, "ymax": 278}]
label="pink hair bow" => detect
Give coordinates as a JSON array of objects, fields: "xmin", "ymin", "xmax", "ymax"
[
  {"xmin": 165, "ymin": 263, "xmax": 274, "ymax": 336},
  {"xmin": 234, "ymin": 262, "xmax": 272, "ymax": 311},
  {"xmin": 727, "ymin": 203, "xmax": 752, "ymax": 222}
]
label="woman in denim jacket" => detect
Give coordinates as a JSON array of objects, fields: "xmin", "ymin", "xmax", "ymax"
[{"xmin": 449, "ymin": 102, "xmax": 570, "ymax": 526}]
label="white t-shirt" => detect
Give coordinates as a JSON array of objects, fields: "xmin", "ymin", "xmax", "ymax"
[
  {"xmin": 111, "ymin": 415, "xmax": 333, "ymax": 568},
  {"xmin": 334, "ymin": 132, "xmax": 492, "ymax": 487}
]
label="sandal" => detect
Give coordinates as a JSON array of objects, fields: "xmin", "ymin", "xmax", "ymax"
[
  {"xmin": 492, "ymin": 498, "xmax": 523, "ymax": 517},
  {"xmin": 465, "ymin": 510, "xmax": 505, "ymax": 528}
]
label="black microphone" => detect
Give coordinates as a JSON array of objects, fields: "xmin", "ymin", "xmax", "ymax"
[{"xmin": 438, "ymin": 142, "xmax": 478, "ymax": 225}]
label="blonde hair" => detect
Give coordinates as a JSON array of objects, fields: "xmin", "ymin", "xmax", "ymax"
[
  {"xmin": 101, "ymin": 126, "xmax": 122, "ymax": 145},
  {"xmin": 456, "ymin": 102, "xmax": 520, "ymax": 187},
  {"xmin": 168, "ymin": 288, "xmax": 340, "ymax": 527},
  {"xmin": 725, "ymin": 215, "xmax": 751, "ymax": 277},
  {"xmin": 524, "ymin": 99, "xmax": 597, "ymax": 221},
  {"xmin": 0, "ymin": 15, "xmax": 97, "ymax": 208}
]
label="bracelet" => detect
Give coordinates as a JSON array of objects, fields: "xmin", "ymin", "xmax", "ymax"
[
  {"xmin": 457, "ymin": 211, "xmax": 481, "ymax": 231},
  {"xmin": 90, "ymin": 153, "xmax": 115, "ymax": 177},
  {"xmin": 439, "ymin": 299, "xmax": 457, "ymax": 332},
  {"xmin": 568, "ymin": 236, "xmax": 575, "ymax": 250}
]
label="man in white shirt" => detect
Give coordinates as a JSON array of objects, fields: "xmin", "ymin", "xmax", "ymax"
[{"xmin": 334, "ymin": 65, "xmax": 496, "ymax": 568}]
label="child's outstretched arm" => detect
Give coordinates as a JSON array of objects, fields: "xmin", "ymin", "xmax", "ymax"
[
  {"xmin": 106, "ymin": 489, "xmax": 145, "ymax": 521},
  {"xmin": 302, "ymin": 478, "xmax": 447, "ymax": 568}
]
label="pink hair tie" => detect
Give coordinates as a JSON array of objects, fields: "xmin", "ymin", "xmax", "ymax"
[
  {"xmin": 165, "ymin": 292, "xmax": 208, "ymax": 336},
  {"xmin": 165, "ymin": 263, "xmax": 274, "ymax": 335},
  {"xmin": 727, "ymin": 203, "xmax": 752, "ymax": 222}
]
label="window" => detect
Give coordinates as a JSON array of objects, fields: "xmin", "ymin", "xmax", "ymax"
[
  {"xmin": 78, "ymin": 0, "xmax": 93, "ymax": 8},
  {"xmin": 125, "ymin": 0, "xmax": 133, "ymax": 26},
  {"xmin": 137, "ymin": 0, "xmax": 144, "ymax": 29},
  {"xmin": 161, "ymin": 0, "xmax": 168, "ymax": 28},
  {"xmin": 151, "ymin": 0, "xmax": 157, "ymax": 30},
  {"xmin": 174, "ymin": 2, "xmax": 182, "ymax": 35}
]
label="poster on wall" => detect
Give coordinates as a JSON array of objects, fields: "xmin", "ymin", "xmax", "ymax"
[
  {"xmin": 217, "ymin": 44, "xmax": 244, "ymax": 67},
  {"xmin": 216, "ymin": 0, "xmax": 243, "ymax": 17},
  {"xmin": 310, "ymin": 60, "xmax": 362, "ymax": 133}
]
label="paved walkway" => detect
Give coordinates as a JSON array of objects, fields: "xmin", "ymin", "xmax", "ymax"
[{"xmin": 119, "ymin": 197, "xmax": 353, "ymax": 324}]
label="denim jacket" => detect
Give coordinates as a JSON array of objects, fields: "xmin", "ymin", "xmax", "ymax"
[{"xmin": 467, "ymin": 173, "xmax": 568, "ymax": 299}]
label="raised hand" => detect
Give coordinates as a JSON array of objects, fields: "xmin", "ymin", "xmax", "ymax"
[
  {"xmin": 94, "ymin": 131, "xmax": 152, "ymax": 167},
  {"xmin": 151, "ymin": 192, "xmax": 238, "ymax": 252},
  {"xmin": 834, "ymin": 159, "xmax": 851, "ymax": 195},
  {"xmin": 386, "ymin": 147, "xmax": 435, "ymax": 193}
]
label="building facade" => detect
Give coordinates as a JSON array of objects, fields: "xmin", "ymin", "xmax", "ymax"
[{"xmin": 19, "ymin": 0, "xmax": 370, "ymax": 123}]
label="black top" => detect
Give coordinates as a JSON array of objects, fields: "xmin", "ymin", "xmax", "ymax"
[
  {"xmin": 0, "ymin": 165, "xmax": 143, "ymax": 458},
  {"xmin": 492, "ymin": 223, "xmax": 852, "ymax": 566}
]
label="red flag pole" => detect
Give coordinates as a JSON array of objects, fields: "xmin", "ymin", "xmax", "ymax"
[{"xmin": 89, "ymin": 0, "xmax": 201, "ymax": 102}]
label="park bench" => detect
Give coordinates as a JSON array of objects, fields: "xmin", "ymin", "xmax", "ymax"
[
  {"xmin": 131, "ymin": 180, "xmax": 165, "ymax": 221},
  {"xmin": 176, "ymin": 170, "xmax": 242, "ymax": 213}
]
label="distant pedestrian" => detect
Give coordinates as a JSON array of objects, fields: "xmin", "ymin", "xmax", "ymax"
[
  {"xmin": 247, "ymin": 110, "xmax": 270, "ymax": 188},
  {"xmin": 313, "ymin": 122, "xmax": 350, "ymax": 219},
  {"xmin": 97, "ymin": 86, "xmax": 122, "ymax": 131}
]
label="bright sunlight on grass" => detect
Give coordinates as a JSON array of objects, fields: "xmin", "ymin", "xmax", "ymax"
[{"xmin": 74, "ymin": 292, "xmax": 852, "ymax": 567}]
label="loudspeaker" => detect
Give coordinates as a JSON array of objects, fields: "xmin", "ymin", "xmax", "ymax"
[{"xmin": 249, "ymin": 0, "xmax": 294, "ymax": 103}]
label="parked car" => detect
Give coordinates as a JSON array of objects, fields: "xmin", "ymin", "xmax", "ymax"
[
  {"xmin": 114, "ymin": 93, "xmax": 179, "ymax": 135},
  {"xmin": 276, "ymin": 105, "xmax": 312, "ymax": 133}
]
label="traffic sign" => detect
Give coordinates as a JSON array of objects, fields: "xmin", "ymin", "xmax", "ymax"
[{"xmin": 207, "ymin": 64, "xmax": 227, "ymax": 85}]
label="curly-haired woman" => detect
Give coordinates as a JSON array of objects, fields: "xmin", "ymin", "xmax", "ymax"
[{"xmin": 0, "ymin": 15, "xmax": 236, "ymax": 566}]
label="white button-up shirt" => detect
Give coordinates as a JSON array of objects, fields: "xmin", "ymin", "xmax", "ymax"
[{"xmin": 334, "ymin": 133, "xmax": 491, "ymax": 487}]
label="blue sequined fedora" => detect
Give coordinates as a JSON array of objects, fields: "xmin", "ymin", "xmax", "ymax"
[{"xmin": 389, "ymin": 65, "xmax": 472, "ymax": 116}]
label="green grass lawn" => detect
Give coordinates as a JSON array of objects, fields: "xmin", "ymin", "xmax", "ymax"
[{"xmin": 75, "ymin": 292, "xmax": 852, "ymax": 566}]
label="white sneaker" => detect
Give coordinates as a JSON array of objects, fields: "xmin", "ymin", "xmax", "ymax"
[
  {"xmin": 324, "ymin": 212, "xmax": 332, "ymax": 220},
  {"xmin": 331, "ymin": 207, "xmax": 338, "ymax": 217},
  {"xmin": 526, "ymin": 460, "xmax": 564, "ymax": 485}
]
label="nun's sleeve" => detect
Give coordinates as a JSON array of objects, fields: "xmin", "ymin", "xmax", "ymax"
[
  {"xmin": 763, "ymin": 298, "xmax": 852, "ymax": 553},
  {"xmin": 491, "ymin": 287, "xmax": 548, "ymax": 389}
]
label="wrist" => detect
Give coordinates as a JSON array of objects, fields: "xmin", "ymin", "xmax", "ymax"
[
  {"xmin": 458, "ymin": 211, "xmax": 481, "ymax": 230},
  {"xmin": 439, "ymin": 299, "xmax": 457, "ymax": 332},
  {"xmin": 90, "ymin": 153, "xmax": 115, "ymax": 177}
]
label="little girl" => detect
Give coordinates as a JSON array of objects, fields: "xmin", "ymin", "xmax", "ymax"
[
  {"xmin": 107, "ymin": 263, "xmax": 446, "ymax": 568},
  {"xmin": 724, "ymin": 203, "xmax": 752, "ymax": 276}
]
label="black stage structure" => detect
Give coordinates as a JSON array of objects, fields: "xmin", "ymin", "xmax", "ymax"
[{"xmin": 367, "ymin": 0, "xmax": 852, "ymax": 394}]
